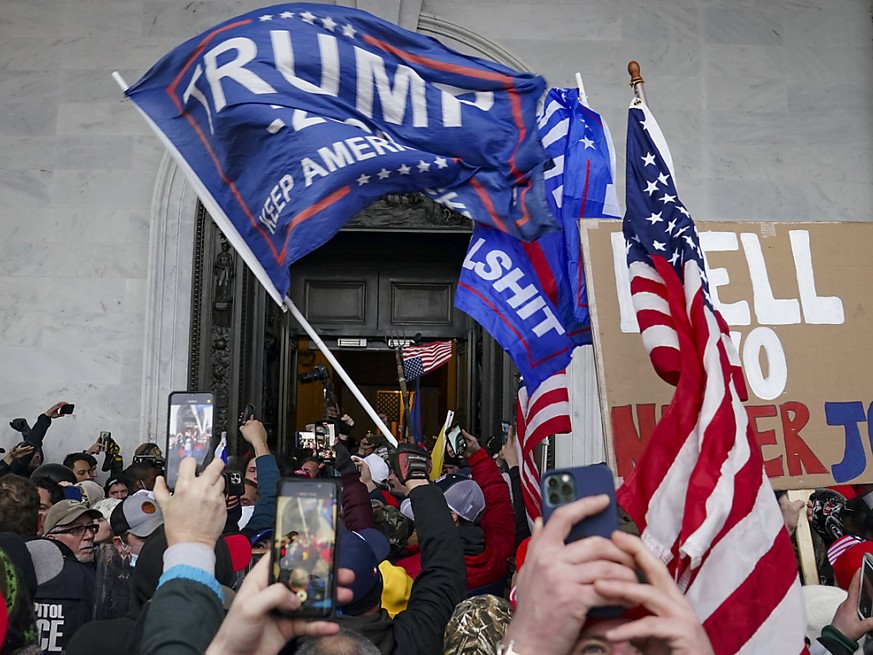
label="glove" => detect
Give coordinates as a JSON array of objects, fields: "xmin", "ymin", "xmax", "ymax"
[
  {"xmin": 390, "ymin": 445, "xmax": 431, "ymax": 485},
  {"xmin": 9, "ymin": 418, "xmax": 31, "ymax": 438},
  {"xmin": 809, "ymin": 488, "xmax": 846, "ymax": 546},
  {"xmin": 102, "ymin": 434, "xmax": 123, "ymax": 472}
]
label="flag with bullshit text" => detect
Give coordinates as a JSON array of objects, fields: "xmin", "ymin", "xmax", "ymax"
[{"xmin": 122, "ymin": 3, "xmax": 557, "ymax": 306}]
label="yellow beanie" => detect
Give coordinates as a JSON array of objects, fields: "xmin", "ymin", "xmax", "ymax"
[{"xmin": 379, "ymin": 561, "xmax": 413, "ymax": 618}]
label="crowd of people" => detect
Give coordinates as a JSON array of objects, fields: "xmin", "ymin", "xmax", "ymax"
[{"xmin": 0, "ymin": 400, "xmax": 872, "ymax": 654}]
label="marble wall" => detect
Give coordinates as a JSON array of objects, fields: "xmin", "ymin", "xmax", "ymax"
[{"xmin": 0, "ymin": 0, "xmax": 870, "ymax": 470}]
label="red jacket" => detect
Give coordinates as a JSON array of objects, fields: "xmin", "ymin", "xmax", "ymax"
[{"xmin": 396, "ymin": 448, "xmax": 515, "ymax": 590}]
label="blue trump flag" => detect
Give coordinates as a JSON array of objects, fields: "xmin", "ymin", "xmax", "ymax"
[
  {"xmin": 123, "ymin": 3, "xmax": 557, "ymax": 305},
  {"xmin": 538, "ymin": 88, "xmax": 619, "ymax": 325},
  {"xmin": 455, "ymin": 223, "xmax": 591, "ymax": 392}
]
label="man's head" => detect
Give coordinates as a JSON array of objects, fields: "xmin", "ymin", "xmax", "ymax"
[
  {"xmin": 301, "ymin": 458, "xmax": 321, "ymax": 479},
  {"xmin": 63, "ymin": 452, "xmax": 98, "ymax": 481},
  {"xmin": 241, "ymin": 479, "xmax": 259, "ymax": 507},
  {"xmin": 244, "ymin": 456, "xmax": 258, "ymax": 483},
  {"xmin": 571, "ymin": 618, "xmax": 643, "ymax": 654},
  {"xmin": 400, "ymin": 474, "xmax": 485, "ymax": 526},
  {"xmin": 133, "ymin": 443, "xmax": 165, "ymax": 472},
  {"xmin": 123, "ymin": 461, "xmax": 159, "ymax": 493},
  {"xmin": 92, "ymin": 498, "xmax": 122, "ymax": 544},
  {"xmin": 110, "ymin": 495, "xmax": 164, "ymax": 559},
  {"xmin": 31, "ymin": 475, "xmax": 64, "ymax": 536},
  {"xmin": 295, "ymin": 628, "xmax": 381, "ymax": 655},
  {"xmin": 0, "ymin": 474, "xmax": 39, "ymax": 537},
  {"xmin": 337, "ymin": 528, "xmax": 390, "ymax": 616},
  {"xmin": 43, "ymin": 500, "xmax": 101, "ymax": 562},
  {"xmin": 104, "ymin": 476, "xmax": 128, "ymax": 500}
]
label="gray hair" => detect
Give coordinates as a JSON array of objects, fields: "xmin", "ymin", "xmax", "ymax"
[{"xmin": 293, "ymin": 628, "xmax": 380, "ymax": 655}]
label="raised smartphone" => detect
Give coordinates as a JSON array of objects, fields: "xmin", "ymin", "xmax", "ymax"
[
  {"xmin": 858, "ymin": 552, "xmax": 873, "ymax": 619},
  {"xmin": 166, "ymin": 391, "xmax": 215, "ymax": 489},
  {"xmin": 542, "ymin": 463, "xmax": 620, "ymax": 618},
  {"xmin": 445, "ymin": 424, "xmax": 464, "ymax": 458},
  {"xmin": 59, "ymin": 404, "xmax": 75, "ymax": 415},
  {"xmin": 270, "ymin": 478, "xmax": 339, "ymax": 617},
  {"xmin": 541, "ymin": 463, "xmax": 618, "ymax": 543}
]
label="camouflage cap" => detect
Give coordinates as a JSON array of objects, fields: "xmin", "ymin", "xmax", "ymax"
[
  {"xmin": 371, "ymin": 500, "xmax": 411, "ymax": 559},
  {"xmin": 443, "ymin": 594, "xmax": 513, "ymax": 655}
]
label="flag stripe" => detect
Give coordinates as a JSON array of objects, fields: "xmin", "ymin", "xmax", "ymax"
[{"xmin": 516, "ymin": 370, "xmax": 571, "ymax": 524}]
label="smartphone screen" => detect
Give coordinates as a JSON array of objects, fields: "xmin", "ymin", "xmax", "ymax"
[
  {"xmin": 445, "ymin": 425, "xmax": 462, "ymax": 457},
  {"xmin": 271, "ymin": 479, "xmax": 339, "ymax": 617},
  {"xmin": 166, "ymin": 391, "xmax": 215, "ymax": 489},
  {"xmin": 858, "ymin": 553, "xmax": 873, "ymax": 619},
  {"xmin": 59, "ymin": 404, "xmax": 75, "ymax": 415},
  {"xmin": 500, "ymin": 421, "xmax": 511, "ymax": 446}
]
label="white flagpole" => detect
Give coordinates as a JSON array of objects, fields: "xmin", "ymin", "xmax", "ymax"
[
  {"xmin": 574, "ymin": 72, "xmax": 588, "ymax": 107},
  {"xmin": 284, "ymin": 298, "xmax": 397, "ymax": 447}
]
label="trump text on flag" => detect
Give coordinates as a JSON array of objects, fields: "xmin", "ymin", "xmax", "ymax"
[{"xmin": 582, "ymin": 220, "xmax": 873, "ymax": 489}]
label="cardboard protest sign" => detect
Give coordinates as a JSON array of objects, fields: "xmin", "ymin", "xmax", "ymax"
[{"xmin": 581, "ymin": 219, "xmax": 873, "ymax": 490}]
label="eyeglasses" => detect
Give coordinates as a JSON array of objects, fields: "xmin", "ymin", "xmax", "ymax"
[{"xmin": 51, "ymin": 524, "xmax": 99, "ymax": 537}]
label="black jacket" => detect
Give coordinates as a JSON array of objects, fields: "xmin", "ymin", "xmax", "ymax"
[
  {"xmin": 33, "ymin": 541, "xmax": 96, "ymax": 653},
  {"xmin": 334, "ymin": 483, "xmax": 466, "ymax": 655}
]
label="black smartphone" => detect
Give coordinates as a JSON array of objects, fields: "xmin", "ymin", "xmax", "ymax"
[
  {"xmin": 98, "ymin": 431, "xmax": 111, "ymax": 451},
  {"xmin": 270, "ymin": 478, "xmax": 339, "ymax": 617},
  {"xmin": 239, "ymin": 403, "xmax": 256, "ymax": 427},
  {"xmin": 59, "ymin": 404, "xmax": 75, "ymax": 415},
  {"xmin": 500, "ymin": 421, "xmax": 511, "ymax": 446},
  {"xmin": 445, "ymin": 424, "xmax": 464, "ymax": 458},
  {"xmin": 858, "ymin": 553, "xmax": 873, "ymax": 620},
  {"xmin": 541, "ymin": 463, "xmax": 618, "ymax": 543},
  {"xmin": 166, "ymin": 391, "xmax": 215, "ymax": 489}
]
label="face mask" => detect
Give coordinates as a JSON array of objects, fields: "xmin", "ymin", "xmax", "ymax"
[{"xmin": 238, "ymin": 505, "xmax": 255, "ymax": 530}]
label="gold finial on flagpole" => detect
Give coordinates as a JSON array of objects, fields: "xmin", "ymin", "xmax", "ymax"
[{"xmin": 628, "ymin": 61, "xmax": 647, "ymax": 105}]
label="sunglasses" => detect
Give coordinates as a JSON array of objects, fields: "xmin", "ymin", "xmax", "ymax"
[{"xmin": 51, "ymin": 524, "xmax": 99, "ymax": 537}]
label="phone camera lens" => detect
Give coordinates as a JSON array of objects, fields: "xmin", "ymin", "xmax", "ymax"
[
  {"xmin": 547, "ymin": 477, "xmax": 558, "ymax": 489},
  {"xmin": 548, "ymin": 492, "xmax": 560, "ymax": 505}
]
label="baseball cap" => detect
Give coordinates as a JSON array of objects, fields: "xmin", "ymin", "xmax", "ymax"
[
  {"xmin": 363, "ymin": 454, "xmax": 390, "ymax": 485},
  {"xmin": 338, "ymin": 528, "xmax": 390, "ymax": 614},
  {"xmin": 400, "ymin": 474, "xmax": 485, "ymax": 523},
  {"xmin": 76, "ymin": 480, "xmax": 105, "ymax": 508},
  {"xmin": 222, "ymin": 534, "xmax": 252, "ymax": 572},
  {"xmin": 92, "ymin": 498, "xmax": 122, "ymax": 522},
  {"xmin": 43, "ymin": 500, "xmax": 102, "ymax": 535},
  {"xmin": 110, "ymin": 495, "xmax": 164, "ymax": 538}
]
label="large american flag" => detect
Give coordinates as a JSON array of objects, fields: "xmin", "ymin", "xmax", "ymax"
[
  {"xmin": 615, "ymin": 98, "xmax": 805, "ymax": 654},
  {"xmin": 401, "ymin": 341, "xmax": 453, "ymax": 381},
  {"xmin": 515, "ymin": 371, "xmax": 571, "ymax": 522}
]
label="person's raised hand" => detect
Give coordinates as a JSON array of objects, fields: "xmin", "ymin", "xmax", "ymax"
[
  {"xmin": 499, "ymin": 425, "xmax": 519, "ymax": 469},
  {"xmin": 831, "ymin": 567, "xmax": 873, "ymax": 641},
  {"xmin": 503, "ymin": 495, "xmax": 638, "ymax": 655},
  {"xmin": 352, "ymin": 456, "xmax": 374, "ymax": 487},
  {"xmin": 154, "ymin": 457, "xmax": 226, "ymax": 548},
  {"xmin": 459, "ymin": 429, "xmax": 481, "ymax": 459},
  {"xmin": 592, "ymin": 530, "xmax": 715, "ymax": 655},
  {"xmin": 44, "ymin": 402, "xmax": 68, "ymax": 419},
  {"xmin": 240, "ymin": 419, "xmax": 269, "ymax": 457},
  {"xmin": 3, "ymin": 443, "xmax": 34, "ymax": 465},
  {"xmin": 205, "ymin": 553, "xmax": 355, "ymax": 655},
  {"xmin": 778, "ymin": 494, "xmax": 806, "ymax": 536}
]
